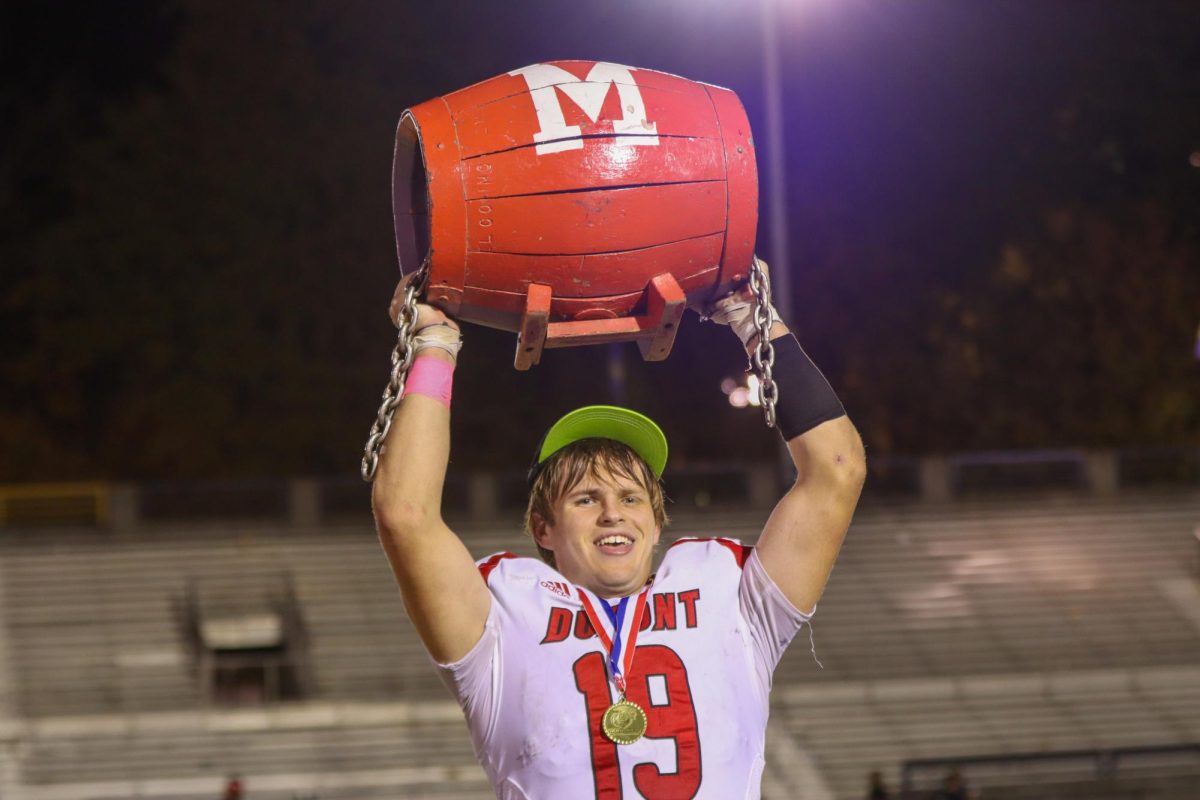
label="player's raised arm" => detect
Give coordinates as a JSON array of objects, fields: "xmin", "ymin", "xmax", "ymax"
[
  {"xmin": 370, "ymin": 282, "xmax": 491, "ymax": 664},
  {"xmin": 706, "ymin": 264, "xmax": 867, "ymax": 613}
]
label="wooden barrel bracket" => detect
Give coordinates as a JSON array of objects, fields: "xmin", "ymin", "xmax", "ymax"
[
  {"xmin": 514, "ymin": 284, "xmax": 552, "ymax": 370},
  {"xmin": 513, "ymin": 273, "xmax": 685, "ymax": 370}
]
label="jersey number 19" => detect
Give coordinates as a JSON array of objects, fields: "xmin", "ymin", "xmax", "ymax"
[{"xmin": 573, "ymin": 644, "xmax": 701, "ymax": 799}]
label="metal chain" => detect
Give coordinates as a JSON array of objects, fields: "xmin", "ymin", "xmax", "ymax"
[
  {"xmin": 748, "ymin": 256, "xmax": 778, "ymax": 428},
  {"xmin": 360, "ymin": 268, "xmax": 429, "ymax": 481}
]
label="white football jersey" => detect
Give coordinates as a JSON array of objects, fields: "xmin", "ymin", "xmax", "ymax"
[{"xmin": 436, "ymin": 538, "xmax": 811, "ymax": 800}]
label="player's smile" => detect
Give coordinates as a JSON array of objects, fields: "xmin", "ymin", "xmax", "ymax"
[
  {"xmin": 594, "ymin": 533, "xmax": 634, "ymax": 555},
  {"xmin": 536, "ymin": 468, "xmax": 662, "ymax": 597}
]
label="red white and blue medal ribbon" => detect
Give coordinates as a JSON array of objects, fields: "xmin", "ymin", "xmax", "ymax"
[
  {"xmin": 578, "ymin": 586, "xmax": 651, "ymax": 744},
  {"xmin": 577, "ymin": 587, "xmax": 649, "ymax": 694}
]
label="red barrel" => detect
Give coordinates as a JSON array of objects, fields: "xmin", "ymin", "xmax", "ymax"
[{"xmin": 393, "ymin": 61, "xmax": 757, "ymax": 368}]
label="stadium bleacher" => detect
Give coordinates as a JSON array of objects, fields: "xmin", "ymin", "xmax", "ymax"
[{"xmin": 0, "ymin": 488, "xmax": 1198, "ymax": 798}]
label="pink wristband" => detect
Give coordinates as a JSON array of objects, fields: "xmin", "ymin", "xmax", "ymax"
[{"xmin": 402, "ymin": 356, "xmax": 454, "ymax": 408}]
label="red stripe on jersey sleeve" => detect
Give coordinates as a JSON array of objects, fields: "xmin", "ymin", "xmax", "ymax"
[
  {"xmin": 668, "ymin": 537, "xmax": 753, "ymax": 569},
  {"xmin": 477, "ymin": 552, "xmax": 518, "ymax": 582}
]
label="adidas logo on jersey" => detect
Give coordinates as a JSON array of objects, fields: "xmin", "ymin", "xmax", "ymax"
[{"xmin": 540, "ymin": 580, "xmax": 571, "ymax": 598}]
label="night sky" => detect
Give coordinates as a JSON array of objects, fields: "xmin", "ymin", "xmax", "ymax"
[{"xmin": 3, "ymin": 1, "xmax": 1199, "ymax": 482}]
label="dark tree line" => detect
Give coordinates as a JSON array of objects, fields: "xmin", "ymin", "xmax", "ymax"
[{"xmin": 3, "ymin": 1, "xmax": 1197, "ymax": 481}]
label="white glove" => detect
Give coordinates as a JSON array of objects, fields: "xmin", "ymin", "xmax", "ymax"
[{"xmin": 705, "ymin": 290, "xmax": 781, "ymax": 348}]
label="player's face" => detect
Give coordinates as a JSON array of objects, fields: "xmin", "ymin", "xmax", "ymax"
[{"xmin": 536, "ymin": 467, "xmax": 662, "ymax": 597}]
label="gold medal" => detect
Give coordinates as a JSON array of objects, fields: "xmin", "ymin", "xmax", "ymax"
[{"xmin": 602, "ymin": 698, "xmax": 648, "ymax": 745}]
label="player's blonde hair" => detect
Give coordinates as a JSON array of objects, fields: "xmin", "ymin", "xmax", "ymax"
[{"xmin": 524, "ymin": 438, "xmax": 669, "ymax": 568}]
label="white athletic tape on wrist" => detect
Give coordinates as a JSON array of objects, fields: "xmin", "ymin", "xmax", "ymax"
[
  {"xmin": 706, "ymin": 294, "xmax": 781, "ymax": 346},
  {"xmin": 412, "ymin": 323, "xmax": 463, "ymax": 361}
]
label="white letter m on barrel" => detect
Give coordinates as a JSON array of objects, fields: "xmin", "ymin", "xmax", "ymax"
[{"xmin": 509, "ymin": 62, "xmax": 660, "ymax": 156}]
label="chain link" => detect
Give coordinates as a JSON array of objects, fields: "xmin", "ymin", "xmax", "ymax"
[
  {"xmin": 748, "ymin": 256, "xmax": 778, "ymax": 428},
  {"xmin": 361, "ymin": 267, "xmax": 429, "ymax": 481}
]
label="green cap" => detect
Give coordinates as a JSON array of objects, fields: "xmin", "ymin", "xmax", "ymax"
[{"xmin": 533, "ymin": 405, "xmax": 669, "ymax": 480}]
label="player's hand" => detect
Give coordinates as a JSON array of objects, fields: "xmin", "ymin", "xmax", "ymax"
[
  {"xmin": 700, "ymin": 258, "xmax": 784, "ymax": 352},
  {"xmin": 387, "ymin": 274, "xmax": 463, "ymax": 363},
  {"xmin": 388, "ymin": 274, "xmax": 461, "ymax": 334},
  {"xmin": 699, "ymin": 259, "xmax": 768, "ymax": 318}
]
